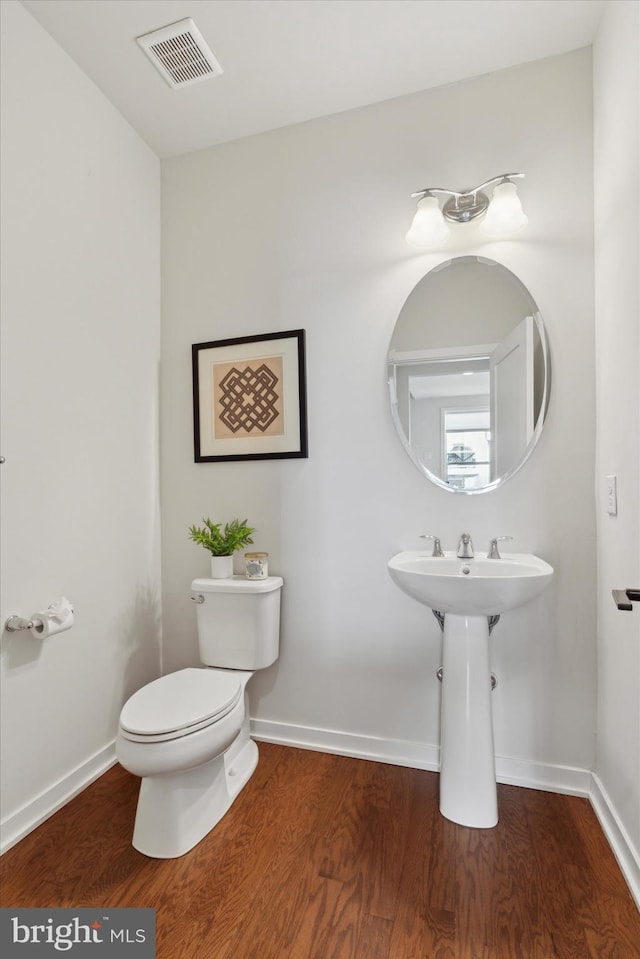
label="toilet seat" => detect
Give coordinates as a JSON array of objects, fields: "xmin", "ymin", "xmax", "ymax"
[{"xmin": 119, "ymin": 668, "xmax": 243, "ymax": 744}]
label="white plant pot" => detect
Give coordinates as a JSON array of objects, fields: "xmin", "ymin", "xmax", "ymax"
[{"xmin": 210, "ymin": 555, "xmax": 233, "ymax": 579}]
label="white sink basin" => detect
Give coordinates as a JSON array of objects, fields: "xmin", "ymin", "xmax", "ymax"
[{"xmin": 388, "ymin": 551, "xmax": 553, "ymax": 615}]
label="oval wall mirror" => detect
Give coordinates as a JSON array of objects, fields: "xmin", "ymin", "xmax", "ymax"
[{"xmin": 387, "ymin": 256, "xmax": 550, "ymax": 493}]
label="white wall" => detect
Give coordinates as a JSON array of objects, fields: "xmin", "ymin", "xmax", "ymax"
[
  {"xmin": 593, "ymin": 0, "xmax": 640, "ymax": 883},
  {"xmin": 161, "ymin": 50, "xmax": 597, "ymax": 786},
  {"xmin": 3, "ymin": 0, "xmax": 636, "ymax": 899},
  {"xmin": 0, "ymin": 1, "xmax": 162, "ymax": 849}
]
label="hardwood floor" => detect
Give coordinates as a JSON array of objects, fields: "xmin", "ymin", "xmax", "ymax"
[{"xmin": 1, "ymin": 743, "xmax": 639, "ymax": 958}]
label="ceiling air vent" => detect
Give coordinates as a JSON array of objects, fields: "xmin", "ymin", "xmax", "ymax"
[{"xmin": 136, "ymin": 18, "xmax": 223, "ymax": 90}]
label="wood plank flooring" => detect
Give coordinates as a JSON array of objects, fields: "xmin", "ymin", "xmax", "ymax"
[{"xmin": 1, "ymin": 743, "xmax": 639, "ymax": 958}]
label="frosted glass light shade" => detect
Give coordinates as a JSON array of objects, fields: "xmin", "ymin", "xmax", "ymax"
[
  {"xmin": 481, "ymin": 182, "xmax": 528, "ymax": 237},
  {"xmin": 405, "ymin": 196, "xmax": 450, "ymax": 249}
]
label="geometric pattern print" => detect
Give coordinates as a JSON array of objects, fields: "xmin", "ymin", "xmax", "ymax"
[{"xmin": 217, "ymin": 363, "xmax": 280, "ymax": 434}]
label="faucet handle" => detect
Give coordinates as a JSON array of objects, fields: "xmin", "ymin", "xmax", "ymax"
[
  {"xmin": 487, "ymin": 536, "xmax": 513, "ymax": 559},
  {"xmin": 420, "ymin": 534, "xmax": 444, "ymax": 557}
]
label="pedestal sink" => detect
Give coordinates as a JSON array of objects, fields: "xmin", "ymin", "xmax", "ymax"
[{"xmin": 388, "ymin": 550, "xmax": 553, "ymax": 828}]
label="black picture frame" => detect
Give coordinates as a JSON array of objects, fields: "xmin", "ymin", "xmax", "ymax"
[{"xmin": 192, "ymin": 329, "xmax": 308, "ymax": 462}]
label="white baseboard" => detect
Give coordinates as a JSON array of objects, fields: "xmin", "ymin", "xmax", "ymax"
[
  {"xmin": 251, "ymin": 718, "xmax": 591, "ymax": 794},
  {"xmin": 590, "ymin": 773, "xmax": 640, "ymax": 910},
  {"xmin": 252, "ymin": 718, "xmax": 639, "ymax": 907},
  {"xmin": 0, "ymin": 741, "xmax": 117, "ymax": 855},
  {"xmin": 251, "ymin": 717, "xmax": 441, "ymax": 770},
  {"xmin": 495, "ymin": 754, "xmax": 592, "ymax": 796}
]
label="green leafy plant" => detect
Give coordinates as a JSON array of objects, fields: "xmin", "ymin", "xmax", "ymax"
[{"xmin": 188, "ymin": 518, "xmax": 256, "ymax": 557}]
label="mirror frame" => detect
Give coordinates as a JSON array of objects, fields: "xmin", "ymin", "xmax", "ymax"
[{"xmin": 387, "ymin": 257, "xmax": 551, "ymax": 494}]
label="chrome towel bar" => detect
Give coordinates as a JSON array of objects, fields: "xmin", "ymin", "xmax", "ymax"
[{"xmin": 612, "ymin": 588, "xmax": 640, "ymax": 611}]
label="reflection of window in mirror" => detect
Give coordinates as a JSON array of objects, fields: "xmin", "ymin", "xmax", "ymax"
[{"xmin": 443, "ymin": 409, "xmax": 491, "ymax": 490}]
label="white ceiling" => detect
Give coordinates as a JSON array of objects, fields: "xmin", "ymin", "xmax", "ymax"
[{"xmin": 20, "ymin": 0, "xmax": 605, "ymax": 158}]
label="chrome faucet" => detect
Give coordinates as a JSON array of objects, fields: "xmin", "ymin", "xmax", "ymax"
[
  {"xmin": 420, "ymin": 534, "xmax": 444, "ymax": 557},
  {"xmin": 457, "ymin": 532, "xmax": 474, "ymax": 559}
]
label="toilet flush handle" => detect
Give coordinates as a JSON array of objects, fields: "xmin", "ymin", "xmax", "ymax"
[{"xmin": 190, "ymin": 594, "xmax": 204, "ymax": 604}]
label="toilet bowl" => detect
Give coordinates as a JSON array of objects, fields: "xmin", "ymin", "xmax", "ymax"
[
  {"xmin": 116, "ymin": 575, "xmax": 283, "ymax": 858},
  {"xmin": 116, "ymin": 667, "xmax": 257, "ymax": 858}
]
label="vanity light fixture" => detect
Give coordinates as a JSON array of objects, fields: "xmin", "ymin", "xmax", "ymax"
[{"xmin": 405, "ymin": 174, "xmax": 527, "ymax": 250}]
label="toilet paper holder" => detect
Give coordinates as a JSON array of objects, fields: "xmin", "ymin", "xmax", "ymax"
[
  {"xmin": 5, "ymin": 599, "xmax": 75, "ymax": 633},
  {"xmin": 5, "ymin": 615, "xmax": 40, "ymax": 632}
]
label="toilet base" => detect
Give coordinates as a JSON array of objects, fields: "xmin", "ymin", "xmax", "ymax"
[{"xmin": 131, "ymin": 734, "xmax": 259, "ymax": 858}]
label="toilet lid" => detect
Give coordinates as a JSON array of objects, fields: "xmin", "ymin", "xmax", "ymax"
[{"xmin": 120, "ymin": 668, "xmax": 242, "ymax": 739}]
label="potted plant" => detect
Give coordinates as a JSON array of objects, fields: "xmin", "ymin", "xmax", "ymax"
[{"xmin": 188, "ymin": 518, "xmax": 256, "ymax": 578}]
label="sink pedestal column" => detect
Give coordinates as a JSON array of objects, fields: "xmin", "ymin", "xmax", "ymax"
[{"xmin": 439, "ymin": 613, "xmax": 498, "ymax": 828}]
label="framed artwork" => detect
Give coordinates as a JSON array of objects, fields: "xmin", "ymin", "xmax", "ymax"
[{"xmin": 192, "ymin": 329, "xmax": 308, "ymax": 462}]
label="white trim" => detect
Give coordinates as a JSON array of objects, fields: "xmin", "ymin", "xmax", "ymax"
[
  {"xmin": 495, "ymin": 754, "xmax": 592, "ymax": 796},
  {"xmin": 389, "ymin": 343, "xmax": 496, "ymax": 364},
  {"xmin": 0, "ymin": 741, "xmax": 117, "ymax": 855},
  {"xmin": 251, "ymin": 718, "xmax": 591, "ymax": 794},
  {"xmin": 251, "ymin": 718, "xmax": 441, "ymax": 770},
  {"xmin": 590, "ymin": 773, "xmax": 640, "ymax": 910}
]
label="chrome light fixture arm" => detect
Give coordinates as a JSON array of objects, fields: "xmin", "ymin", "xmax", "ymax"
[
  {"xmin": 410, "ymin": 173, "xmax": 525, "ymax": 225},
  {"xmin": 410, "ymin": 173, "xmax": 524, "ymax": 201}
]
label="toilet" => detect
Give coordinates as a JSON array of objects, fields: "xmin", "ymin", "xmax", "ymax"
[{"xmin": 116, "ymin": 574, "xmax": 283, "ymax": 858}]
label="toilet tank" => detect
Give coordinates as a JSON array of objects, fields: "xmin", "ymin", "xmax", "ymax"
[{"xmin": 190, "ymin": 576, "xmax": 283, "ymax": 670}]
